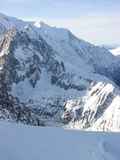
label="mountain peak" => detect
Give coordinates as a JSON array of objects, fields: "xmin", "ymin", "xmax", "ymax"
[{"xmin": 34, "ymin": 21, "xmax": 50, "ymax": 28}]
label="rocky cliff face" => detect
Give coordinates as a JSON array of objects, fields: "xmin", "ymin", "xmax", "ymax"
[
  {"xmin": 62, "ymin": 82, "xmax": 120, "ymax": 131},
  {"xmin": 0, "ymin": 13, "xmax": 120, "ymax": 131}
]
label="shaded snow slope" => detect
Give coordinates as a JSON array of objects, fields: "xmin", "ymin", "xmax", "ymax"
[{"xmin": 0, "ymin": 121, "xmax": 120, "ymax": 160}]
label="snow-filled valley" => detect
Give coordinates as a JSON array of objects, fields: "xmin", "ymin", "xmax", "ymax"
[{"xmin": 0, "ymin": 121, "xmax": 120, "ymax": 160}]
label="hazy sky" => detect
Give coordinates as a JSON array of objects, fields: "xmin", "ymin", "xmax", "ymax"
[{"xmin": 0, "ymin": 0, "xmax": 120, "ymax": 45}]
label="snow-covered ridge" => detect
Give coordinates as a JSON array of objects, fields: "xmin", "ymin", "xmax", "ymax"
[{"xmin": 0, "ymin": 13, "xmax": 28, "ymax": 31}]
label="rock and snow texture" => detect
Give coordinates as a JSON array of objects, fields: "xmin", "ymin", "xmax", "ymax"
[
  {"xmin": 0, "ymin": 121, "xmax": 120, "ymax": 160},
  {"xmin": 62, "ymin": 82, "xmax": 120, "ymax": 131},
  {"xmin": 0, "ymin": 13, "xmax": 120, "ymax": 131}
]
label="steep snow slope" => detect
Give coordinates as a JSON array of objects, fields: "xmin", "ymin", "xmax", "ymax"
[
  {"xmin": 36, "ymin": 22, "xmax": 120, "ymax": 86},
  {"xmin": 0, "ymin": 121, "xmax": 120, "ymax": 160},
  {"xmin": 37, "ymin": 23, "xmax": 115, "ymax": 69},
  {"xmin": 62, "ymin": 82, "xmax": 120, "ymax": 131}
]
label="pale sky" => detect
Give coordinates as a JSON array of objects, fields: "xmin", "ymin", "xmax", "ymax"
[{"xmin": 0, "ymin": 0, "xmax": 120, "ymax": 45}]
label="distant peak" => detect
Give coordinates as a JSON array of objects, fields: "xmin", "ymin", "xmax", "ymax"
[{"xmin": 34, "ymin": 21, "xmax": 50, "ymax": 28}]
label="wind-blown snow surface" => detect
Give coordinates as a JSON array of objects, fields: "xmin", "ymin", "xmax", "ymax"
[{"xmin": 0, "ymin": 121, "xmax": 120, "ymax": 160}]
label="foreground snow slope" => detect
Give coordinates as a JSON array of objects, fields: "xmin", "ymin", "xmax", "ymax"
[{"xmin": 0, "ymin": 122, "xmax": 120, "ymax": 160}]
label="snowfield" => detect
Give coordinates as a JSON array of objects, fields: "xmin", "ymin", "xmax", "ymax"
[{"xmin": 0, "ymin": 122, "xmax": 120, "ymax": 160}]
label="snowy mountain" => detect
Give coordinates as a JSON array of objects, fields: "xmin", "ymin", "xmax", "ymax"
[{"xmin": 0, "ymin": 13, "xmax": 120, "ymax": 131}]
